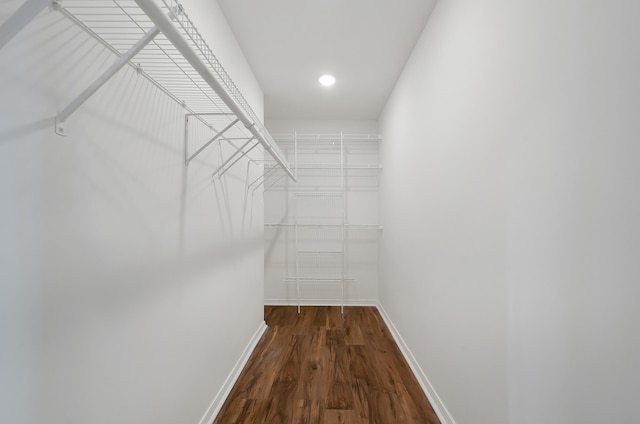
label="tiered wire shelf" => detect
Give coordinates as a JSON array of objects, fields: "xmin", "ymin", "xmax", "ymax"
[{"xmin": 264, "ymin": 133, "xmax": 382, "ymax": 313}]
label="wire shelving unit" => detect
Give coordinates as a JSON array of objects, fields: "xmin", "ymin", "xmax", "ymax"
[
  {"xmin": 0, "ymin": 0, "xmax": 294, "ymax": 180},
  {"xmin": 264, "ymin": 133, "xmax": 382, "ymax": 313}
]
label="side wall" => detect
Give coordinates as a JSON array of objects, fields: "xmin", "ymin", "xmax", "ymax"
[
  {"xmin": 379, "ymin": 0, "xmax": 640, "ymax": 423},
  {"xmin": 0, "ymin": 1, "xmax": 266, "ymax": 423}
]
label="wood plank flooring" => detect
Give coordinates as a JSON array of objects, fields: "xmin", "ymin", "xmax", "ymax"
[{"xmin": 213, "ymin": 306, "xmax": 440, "ymax": 424}]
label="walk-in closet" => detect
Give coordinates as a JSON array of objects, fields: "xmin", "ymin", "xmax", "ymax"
[{"xmin": 3, "ymin": 0, "xmax": 639, "ymax": 423}]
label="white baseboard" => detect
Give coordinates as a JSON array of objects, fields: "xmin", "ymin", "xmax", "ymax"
[
  {"xmin": 265, "ymin": 298, "xmax": 378, "ymax": 307},
  {"xmin": 376, "ymin": 302, "xmax": 456, "ymax": 424},
  {"xmin": 197, "ymin": 321, "xmax": 268, "ymax": 424}
]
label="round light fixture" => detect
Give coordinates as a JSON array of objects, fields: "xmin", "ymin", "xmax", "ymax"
[{"xmin": 319, "ymin": 74, "xmax": 336, "ymax": 87}]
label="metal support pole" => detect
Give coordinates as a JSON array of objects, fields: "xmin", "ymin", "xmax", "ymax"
[
  {"xmin": 55, "ymin": 25, "xmax": 160, "ymax": 134},
  {"xmin": 210, "ymin": 138, "xmax": 254, "ymax": 177},
  {"xmin": 186, "ymin": 118, "xmax": 239, "ymax": 164},
  {"xmin": 0, "ymin": 0, "xmax": 50, "ymax": 51}
]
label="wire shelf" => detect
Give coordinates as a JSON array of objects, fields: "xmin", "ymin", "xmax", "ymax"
[
  {"xmin": 57, "ymin": 1, "xmax": 236, "ymax": 127},
  {"xmin": 38, "ymin": 0, "xmax": 293, "ymax": 176}
]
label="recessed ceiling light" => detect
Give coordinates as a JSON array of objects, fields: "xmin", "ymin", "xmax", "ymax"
[{"xmin": 319, "ymin": 74, "xmax": 336, "ymax": 87}]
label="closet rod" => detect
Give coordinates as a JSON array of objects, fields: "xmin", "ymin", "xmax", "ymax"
[{"xmin": 133, "ymin": 0, "xmax": 295, "ymax": 181}]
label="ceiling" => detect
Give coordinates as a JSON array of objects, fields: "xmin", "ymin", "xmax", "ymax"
[{"xmin": 217, "ymin": 0, "xmax": 437, "ymax": 120}]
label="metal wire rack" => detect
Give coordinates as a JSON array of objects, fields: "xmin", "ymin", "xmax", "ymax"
[
  {"xmin": 0, "ymin": 0, "xmax": 294, "ymax": 179},
  {"xmin": 262, "ymin": 133, "xmax": 382, "ymax": 312}
]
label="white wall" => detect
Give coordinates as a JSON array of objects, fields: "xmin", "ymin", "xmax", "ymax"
[
  {"xmin": 263, "ymin": 120, "xmax": 379, "ymax": 305},
  {"xmin": 0, "ymin": 1, "xmax": 265, "ymax": 423},
  {"xmin": 266, "ymin": 119, "xmax": 378, "ymax": 135},
  {"xmin": 379, "ymin": 0, "xmax": 640, "ymax": 423}
]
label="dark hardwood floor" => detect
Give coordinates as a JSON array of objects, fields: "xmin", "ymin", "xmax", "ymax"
[{"xmin": 213, "ymin": 306, "xmax": 440, "ymax": 424}]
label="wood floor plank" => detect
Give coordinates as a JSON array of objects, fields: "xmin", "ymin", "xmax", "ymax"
[
  {"xmin": 343, "ymin": 323, "xmax": 365, "ymax": 346},
  {"xmin": 368, "ymin": 389, "xmax": 407, "ymax": 424},
  {"xmin": 309, "ymin": 400, "xmax": 325, "ymax": 424},
  {"xmin": 213, "ymin": 306, "xmax": 440, "ymax": 424},
  {"xmin": 295, "ymin": 330, "xmax": 328, "ymax": 401},
  {"xmin": 350, "ymin": 377, "xmax": 370, "ymax": 423},
  {"xmin": 326, "ymin": 329, "xmax": 346, "ymax": 346},
  {"xmin": 291, "ymin": 399, "xmax": 311, "ymax": 424},
  {"xmin": 263, "ymin": 379, "xmax": 297, "ymax": 423},
  {"xmin": 276, "ymin": 334, "xmax": 305, "ymax": 382},
  {"xmin": 326, "ymin": 345, "xmax": 353, "ymax": 409}
]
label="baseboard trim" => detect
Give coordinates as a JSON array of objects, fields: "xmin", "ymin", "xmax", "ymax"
[
  {"xmin": 265, "ymin": 298, "xmax": 378, "ymax": 307},
  {"xmin": 376, "ymin": 302, "xmax": 456, "ymax": 424},
  {"xmin": 197, "ymin": 321, "xmax": 267, "ymax": 424}
]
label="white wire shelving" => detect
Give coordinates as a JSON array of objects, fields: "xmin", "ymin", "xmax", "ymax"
[
  {"xmin": 264, "ymin": 132, "xmax": 381, "ymax": 192},
  {"xmin": 264, "ymin": 132, "xmax": 382, "ymax": 313},
  {"xmin": 0, "ymin": 0, "xmax": 294, "ymax": 180}
]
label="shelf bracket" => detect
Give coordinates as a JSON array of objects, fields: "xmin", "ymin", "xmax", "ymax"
[
  {"xmin": 55, "ymin": 25, "xmax": 160, "ymax": 135},
  {"xmin": 186, "ymin": 118, "xmax": 239, "ymax": 165},
  {"xmin": 0, "ymin": 0, "xmax": 50, "ymax": 51},
  {"xmin": 211, "ymin": 138, "xmax": 258, "ymax": 178}
]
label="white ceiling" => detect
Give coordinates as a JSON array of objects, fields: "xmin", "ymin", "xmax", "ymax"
[{"xmin": 217, "ymin": 0, "xmax": 437, "ymax": 120}]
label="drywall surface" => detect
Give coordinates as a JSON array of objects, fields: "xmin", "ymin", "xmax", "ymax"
[
  {"xmin": 379, "ymin": 0, "xmax": 640, "ymax": 423},
  {"xmin": 0, "ymin": 1, "xmax": 265, "ymax": 423},
  {"xmin": 263, "ymin": 120, "xmax": 379, "ymax": 305}
]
